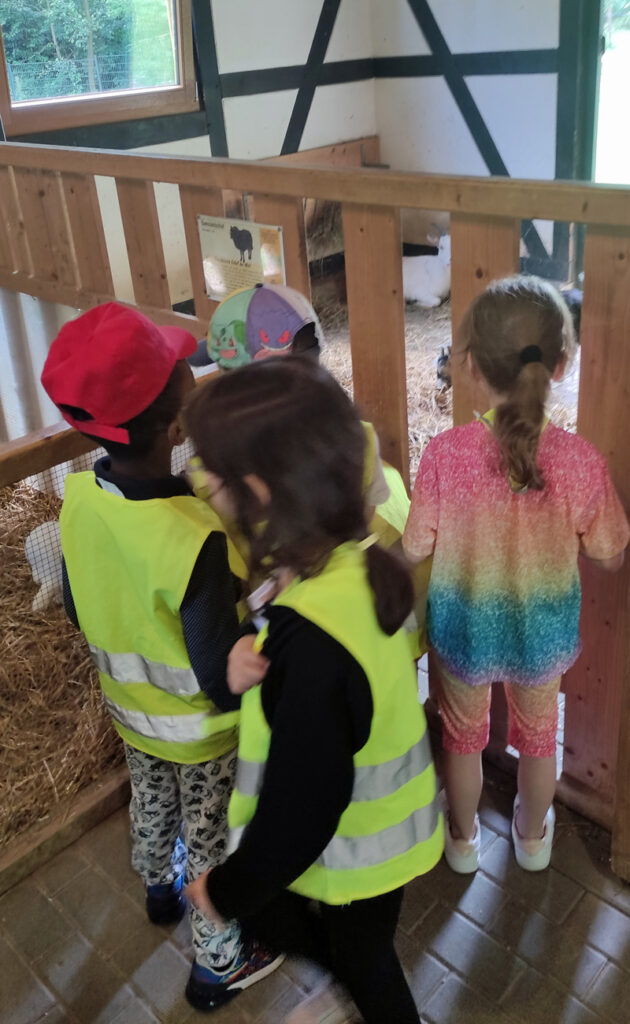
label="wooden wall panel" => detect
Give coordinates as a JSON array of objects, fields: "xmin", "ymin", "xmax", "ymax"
[
  {"xmin": 0, "ymin": 166, "xmax": 31, "ymax": 275},
  {"xmin": 13, "ymin": 168, "xmax": 76, "ymax": 287},
  {"xmin": 450, "ymin": 213, "xmax": 521, "ymax": 425},
  {"xmin": 61, "ymin": 172, "xmax": 114, "ymax": 296},
  {"xmin": 561, "ymin": 227, "xmax": 630, "ymax": 875},
  {"xmin": 115, "ymin": 178, "xmax": 171, "ymax": 309},
  {"xmin": 342, "ymin": 203, "xmax": 408, "ymax": 486}
]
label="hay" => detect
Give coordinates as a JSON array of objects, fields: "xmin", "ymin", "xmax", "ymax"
[
  {"xmin": 0, "ymin": 482, "xmax": 123, "ymax": 850},
  {"xmin": 315, "ymin": 286, "xmax": 578, "ymax": 483}
]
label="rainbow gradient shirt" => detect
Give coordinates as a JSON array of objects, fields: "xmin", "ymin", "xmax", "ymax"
[{"xmin": 404, "ymin": 419, "xmax": 629, "ymax": 686}]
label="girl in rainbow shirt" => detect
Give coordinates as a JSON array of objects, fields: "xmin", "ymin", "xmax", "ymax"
[{"xmin": 403, "ymin": 276, "xmax": 629, "ymax": 874}]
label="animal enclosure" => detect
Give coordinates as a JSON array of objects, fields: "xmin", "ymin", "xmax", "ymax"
[{"xmin": 0, "ymin": 137, "xmax": 630, "ymax": 883}]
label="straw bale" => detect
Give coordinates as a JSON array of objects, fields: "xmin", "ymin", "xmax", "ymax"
[{"xmin": 0, "ymin": 482, "xmax": 123, "ymax": 850}]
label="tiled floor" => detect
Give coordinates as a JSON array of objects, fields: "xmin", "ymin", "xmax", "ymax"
[{"xmin": 2, "ymin": 766, "xmax": 630, "ymax": 1024}]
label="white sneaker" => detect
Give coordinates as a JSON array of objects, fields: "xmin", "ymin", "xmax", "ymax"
[
  {"xmin": 511, "ymin": 795, "xmax": 555, "ymax": 871},
  {"xmin": 440, "ymin": 792, "xmax": 481, "ymax": 874},
  {"xmin": 285, "ymin": 981, "xmax": 358, "ymax": 1024}
]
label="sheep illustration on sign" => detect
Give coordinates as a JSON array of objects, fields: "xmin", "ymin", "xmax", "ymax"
[
  {"xmin": 197, "ymin": 215, "xmax": 286, "ymax": 302},
  {"xmin": 230, "ymin": 225, "xmax": 253, "ymax": 263}
]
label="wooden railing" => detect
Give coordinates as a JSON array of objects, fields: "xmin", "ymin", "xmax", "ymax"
[{"xmin": 1, "ymin": 139, "xmax": 630, "ymax": 876}]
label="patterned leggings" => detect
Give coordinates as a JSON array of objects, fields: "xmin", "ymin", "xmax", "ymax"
[{"xmin": 124, "ymin": 744, "xmax": 241, "ymax": 970}]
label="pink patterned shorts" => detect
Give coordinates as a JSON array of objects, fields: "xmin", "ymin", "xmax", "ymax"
[{"xmin": 436, "ymin": 661, "xmax": 561, "ymax": 757}]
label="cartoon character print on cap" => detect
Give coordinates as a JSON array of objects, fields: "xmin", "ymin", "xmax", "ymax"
[
  {"xmin": 208, "ymin": 318, "xmax": 249, "ymax": 368},
  {"xmin": 255, "ymin": 328, "xmax": 293, "ymax": 360}
]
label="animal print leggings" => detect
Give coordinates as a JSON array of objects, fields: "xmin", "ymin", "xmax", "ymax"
[{"xmin": 124, "ymin": 743, "xmax": 241, "ymax": 970}]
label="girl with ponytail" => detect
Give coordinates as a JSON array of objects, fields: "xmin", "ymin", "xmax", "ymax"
[
  {"xmin": 184, "ymin": 358, "xmax": 441, "ymax": 1024},
  {"xmin": 404, "ymin": 275, "xmax": 629, "ymax": 875}
]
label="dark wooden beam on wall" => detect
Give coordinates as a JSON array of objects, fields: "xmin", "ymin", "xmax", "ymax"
[
  {"xmin": 281, "ymin": 0, "xmax": 342, "ymax": 155},
  {"xmin": 191, "ymin": 0, "xmax": 228, "ymax": 156},
  {"xmin": 405, "ymin": 0, "xmax": 549, "ymax": 266},
  {"xmin": 553, "ymin": 0, "xmax": 602, "ymax": 279}
]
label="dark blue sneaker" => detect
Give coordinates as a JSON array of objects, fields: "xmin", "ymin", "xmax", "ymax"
[
  {"xmin": 185, "ymin": 939, "xmax": 285, "ymax": 1011},
  {"xmin": 146, "ymin": 875, "xmax": 186, "ymax": 925}
]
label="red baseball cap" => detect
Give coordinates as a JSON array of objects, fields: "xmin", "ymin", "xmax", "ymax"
[{"xmin": 41, "ymin": 303, "xmax": 197, "ymax": 444}]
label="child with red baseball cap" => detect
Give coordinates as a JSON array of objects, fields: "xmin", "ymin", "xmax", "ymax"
[{"xmin": 41, "ymin": 302, "xmax": 282, "ymax": 1012}]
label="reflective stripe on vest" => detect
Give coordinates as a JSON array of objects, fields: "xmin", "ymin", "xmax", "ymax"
[
  {"xmin": 234, "ymin": 730, "xmax": 433, "ymax": 802},
  {"xmin": 89, "ymin": 645, "xmax": 200, "ymax": 696},
  {"xmin": 103, "ymin": 696, "xmax": 239, "ymax": 744}
]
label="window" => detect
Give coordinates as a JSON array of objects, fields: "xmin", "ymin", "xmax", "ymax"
[{"xmin": 0, "ymin": 0, "xmax": 197, "ymax": 136}]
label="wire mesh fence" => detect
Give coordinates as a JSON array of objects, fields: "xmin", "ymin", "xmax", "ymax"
[{"xmin": 7, "ymin": 37, "xmax": 177, "ymax": 102}]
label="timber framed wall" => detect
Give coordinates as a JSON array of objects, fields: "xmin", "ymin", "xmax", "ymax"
[
  {"xmin": 1, "ymin": 142, "xmax": 630, "ymax": 876},
  {"xmin": 2, "ymin": 1, "xmax": 603, "ymax": 282}
]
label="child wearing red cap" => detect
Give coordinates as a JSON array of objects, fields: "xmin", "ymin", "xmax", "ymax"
[{"xmin": 41, "ymin": 303, "xmax": 282, "ymax": 1012}]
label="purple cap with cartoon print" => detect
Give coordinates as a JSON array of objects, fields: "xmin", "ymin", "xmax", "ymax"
[{"xmin": 207, "ymin": 283, "xmax": 324, "ymax": 369}]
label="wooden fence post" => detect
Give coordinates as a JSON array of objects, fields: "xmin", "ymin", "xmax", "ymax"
[
  {"xmin": 342, "ymin": 204, "xmax": 408, "ymax": 486},
  {"xmin": 450, "ymin": 213, "xmax": 521, "ymax": 426},
  {"xmin": 561, "ymin": 227, "xmax": 630, "ymax": 868}
]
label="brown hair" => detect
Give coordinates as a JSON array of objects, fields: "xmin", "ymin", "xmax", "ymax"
[
  {"xmin": 185, "ymin": 358, "xmax": 413, "ymax": 634},
  {"xmin": 463, "ymin": 275, "xmax": 576, "ymax": 491}
]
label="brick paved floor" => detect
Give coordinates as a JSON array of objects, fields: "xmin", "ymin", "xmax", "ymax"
[{"xmin": 2, "ymin": 766, "xmax": 630, "ymax": 1024}]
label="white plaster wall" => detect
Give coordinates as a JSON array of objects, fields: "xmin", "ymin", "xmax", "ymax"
[
  {"xmin": 224, "ymin": 90, "xmax": 299, "ymax": 159},
  {"xmin": 212, "ymin": 0, "xmax": 322, "ymax": 73},
  {"xmin": 430, "ymin": 0, "xmax": 560, "ymax": 53},
  {"xmin": 301, "ymin": 80, "xmax": 376, "ymax": 150},
  {"xmin": 325, "ymin": 0, "xmax": 374, "ymax": 62}
]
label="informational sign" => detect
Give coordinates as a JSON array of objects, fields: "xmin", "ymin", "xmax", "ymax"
[{"xmin": 197, "ymin": 215, "xmax": 286, "ymax": 302}]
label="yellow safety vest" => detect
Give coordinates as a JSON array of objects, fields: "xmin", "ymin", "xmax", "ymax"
[
  {"xmin": 228, "ymin": 542, "xmax": 443, "ymax": 905},
  {"xmin": 59, "ymin": 473, "xmax": 240, "ymax": 764}
]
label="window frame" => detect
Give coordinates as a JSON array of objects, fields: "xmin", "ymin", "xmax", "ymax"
[{"xmin": 0, "ymin": 0, "xmax": 198, "ymax": 137}]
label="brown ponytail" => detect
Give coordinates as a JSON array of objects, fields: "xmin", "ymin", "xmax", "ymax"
[
  {"xmin": 185, "ymin": 357, "xmax": 413, "ymax": 634},
  {"xmin": 494, "ymin": 361, "xmax": 550, "ymax": 490},
  {"xmin": 463, "ymin": 275, "xmax": 576, "ymax": 492},
  {"xmin": 365, "ymin": 543, "xmax": 414, "ymax": 634}
]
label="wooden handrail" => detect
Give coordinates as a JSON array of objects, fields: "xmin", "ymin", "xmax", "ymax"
[{"xmin": 2, "ymin": 141, "xmax": 630, "ymax": 226}]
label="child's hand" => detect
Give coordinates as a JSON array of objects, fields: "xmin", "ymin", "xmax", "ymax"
[
  {"xmin": 228, "ymin": 635, "xmax": 269, "ymax": 694},
  {"xmin": 185, "ymin": 870, "xmax": 225, "ymax": 926}
]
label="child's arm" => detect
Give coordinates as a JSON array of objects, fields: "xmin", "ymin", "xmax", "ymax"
[
  {"xmin": 403, "ymin": 442, "xmax": 439, "ymax": 565},
  {"xmin": 180, "ymin": 532, "xmax": 243, "ymax": 712},
  {"xmin": 577, "ymin": 452, "xmax": 629, "ymax": 576}
]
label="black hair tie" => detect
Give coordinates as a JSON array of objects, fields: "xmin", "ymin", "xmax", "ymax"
[{"xmin": 520, "ymin": 345, "xmax": 543, "ymax": 365}]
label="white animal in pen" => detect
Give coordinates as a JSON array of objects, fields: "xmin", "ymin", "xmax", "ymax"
[{"xmin": 403, "ymin": 235, "xmax": 451, "ymax": 308}]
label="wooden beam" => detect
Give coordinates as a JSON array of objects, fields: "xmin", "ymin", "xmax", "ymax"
[
  {"xmin": 61, "ymin": 172, "xmax": 114, "ymax": 295},
  {"xmin": 178, "ymin": 184, "xmax": 224, "ymax": 324},
  {"xmin": 342, "ymin": 203, "xmax": 409, "ymax": 486},
  {"xmin": 559, "ymin": 226, "xmax": 630, "ymax": 879},
  {"xmin": 5, "ymin": 142, "xmax": 630, "ymax": 227},
  {"xmin": 115, "ymin": 178, "xmax": 171, "ymax": 309},
  {"xmin": 450, "ymin": 213, "xmax": 521, "ymax": 424}
]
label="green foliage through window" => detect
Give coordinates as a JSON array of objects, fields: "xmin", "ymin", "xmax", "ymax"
[{"xmin": 0, "ymin": 0, "xmax": 178, "ymax": 101}]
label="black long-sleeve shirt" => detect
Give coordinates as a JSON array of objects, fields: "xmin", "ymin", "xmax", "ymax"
[
  {"xmin": 207, "ymin": 604, "xmax": 374, "ymax": 921},
  {"xmin": 61, "ymin": 457, "xmax": 241, "ymax": 713}
]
